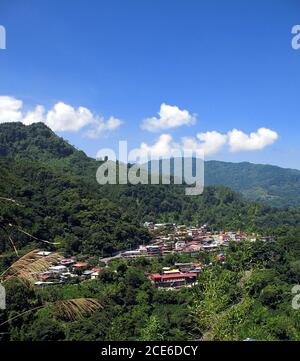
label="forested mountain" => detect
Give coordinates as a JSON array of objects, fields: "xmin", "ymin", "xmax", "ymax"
[
  {"xmin": 3, "ymin": 122, "xmax": 300, "ymax": 208},
  {"xmin": 0, "ymin": 157, "xmax": 150, "ymax": 256},
  {"xmin": 147, "ymin": 157, "xmax": 300, "ymax": 208},
  {"xmin": 2, "ymin": 122, "xmax": 300, "ymax": 341},
  {"xmin": 1, "ymin": 122, "xmax": 300, "ymax": 258},
  {"xmin": 0, "ymin": 122, "xmax": 76, "ymax": 161},
  {"xmin": 205, "ymin": 160, "xmax": 300, "ymax": 208}
]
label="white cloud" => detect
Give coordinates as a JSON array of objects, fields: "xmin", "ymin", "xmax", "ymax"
[
  {"xmin": 85, "ymin": 116, "xmax": 123, "ymax": 138},
  {"xmin": 182, "ymin": 131, "xmax": 227, "ymax": 156},
  {"xmin": 0, "ymin": 96, "xmax": 23, "ymax": 123},
  {"xmin": 137, "ymin": 127, "xmax": 278, "ymax": 159},
  {"xmin": 228, "ymin": 127, "xmax": 279, "ymax": 152},
  {"xmin": 141, "ymin": 103, "xmax": 196, "ymax": 132},
  {"xmin": 23, "ymin": 105, "xmax": 46, "ymax": 125},
  {"xmin": 46, "ymin": 102, "xmax": 93, "ymax": 132},
  {"xmin": 137, "ymin": 131, "xmax": 226, "ymax": 159},
  {"xmin": 0, "ymin": 96, "xmax": 123, "ymax": 137},
  {"xmin": 139, "ymin": 134, "xmax": 177, "ymax": 158}
]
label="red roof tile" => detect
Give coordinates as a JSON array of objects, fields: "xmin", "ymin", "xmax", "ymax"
[{"xmin": 73, "ymin": 262, "xmax": 88, "ymax": 268}]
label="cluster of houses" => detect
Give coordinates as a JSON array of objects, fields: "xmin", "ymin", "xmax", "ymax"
[
  {"xmin": 31, "ymin": 223, "xmax": 273, "ymax": 290},
  {"xmin": 34, "ymin": 251, "xmax": 101, "ymax": 287},
  {"xmin": 121, "ymin": 223, "xmax": 272, "ymax": 260}
]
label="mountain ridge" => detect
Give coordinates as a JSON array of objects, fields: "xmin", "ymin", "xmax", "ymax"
[
  {"xmin": 1, "ymin": 122, "xmax": 300, "ymax": 208},
  {"xmin": 1, "ymin": 122, "xmax": 300, "ymax": 257}
]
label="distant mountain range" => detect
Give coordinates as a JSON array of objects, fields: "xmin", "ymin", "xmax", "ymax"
[
  {"xmin": 146, "ymin": 158, "xmax": 300, "ymax": 208},
  {"xmin": 1, "ymin": 121, "xmax": 300, "ymax": 208},
  {"xmin": 2, "ymin": 121, "xmax": 300, "ymax": 257},
  {"xmin": 205, "ymin": 160, "xmax": 300, "ymax": 207}
]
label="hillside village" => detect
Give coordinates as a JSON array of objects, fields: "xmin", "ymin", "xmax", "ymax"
[{"xmin": 17, "ymin": 223, "xmax": 274, "ymax": 290}]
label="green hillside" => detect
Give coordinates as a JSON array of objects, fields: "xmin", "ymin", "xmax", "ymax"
[
  {"xmin": 205, "ymin": 160, "xmax": 300, "ymax": 207},
  {"xmin": 1, "ymin": 122, "xmax": 300, "ymax": 258},
  {"xmin": 1, "ymin": 122, "xmax": 300, "ymax": 341},
  {"xmin": 147, "ymin": 157, "xmax": 300, "ymax": 208}
]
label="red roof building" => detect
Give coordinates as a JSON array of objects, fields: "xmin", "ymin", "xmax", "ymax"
[
  {"xmin": 149, "ymin": 272, "xmax": 198, "ymax": 288},
  {"xmin": 73, "ymin": 262, "xmax": 89, "ymax": 268}
]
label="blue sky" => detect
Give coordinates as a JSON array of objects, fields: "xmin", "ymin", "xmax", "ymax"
[{"xmin": 0, "ymin": 0, "xmax": 300, "ymax": 168}]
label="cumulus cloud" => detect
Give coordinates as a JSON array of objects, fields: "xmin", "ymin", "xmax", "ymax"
[
  {"xmin": 46, "ymin": 102, "xmax": 94, "ymax": 132},
  {"xmin": 228, "ymin": 127, "xmax": 279, "ymax": 152},
  {"xmin": 0, "ymin": 96, "xmax": 23, "ymax": 123},
  {"xmin": 0, "ymin": 96, "xmax": 123, "ymax": 137},
  {"xmin": 141, "ymin": 103, "xmax": 196, "ymax": 132},
  {"xmin": 139, "ymin": 134, "xmax": 177, "ymax": 158},
  {"xmin": 182, "ymin": 131, "xmax": 228, "ymax": 156},
  {"xmin": 137, "ymin": 131, "xmax": 226, "ymax": 159},
  {"xmin": 137, "ymin": 127, "xmax": 278, "ymax": 159},
  {"xmin": 23, "ymin": 105, "xmax": 46, "ymax": 125}
]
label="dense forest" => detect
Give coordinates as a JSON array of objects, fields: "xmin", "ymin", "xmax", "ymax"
[
  {"xmin": 1, "ymin": 122, "xmax": 300, "ymax": 341},
  {"xmin": 2, "ymin": 122, "xmax": 300, "ymax": 208},
  {"xmin": 1, "ymin": 236, "xmax": 300, "ymax": 341},
  {"xmin": 147, "ymin": 157, "xmax": 300, "ymax": 208},
  {"xmin": 1, "ymin": 122, "xmax": 300, "ymax": 257}
]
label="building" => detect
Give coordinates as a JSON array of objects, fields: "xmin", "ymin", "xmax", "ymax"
[
  {"xmin": 72, "ymin": 262, "xmax": 89, "ymax": 274},
  {"xmin": 174, "ymin": 262, "xmax": 201, "ymax": 273},
  {"xmin": 49, "ymin": 265, "xmax": 68, "ymax": 274},
  {"xmin": 149, "ymin": 272, "xmax": 198, "ymax": 289},
  {"xmin": 60, "ymin": 258, "xmax": 76, "ymax": 266},
  {"xmin": 146, "ymin": 245, "xmax": 162, "ymax": 255}
]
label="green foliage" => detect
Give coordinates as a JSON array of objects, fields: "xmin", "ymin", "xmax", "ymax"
[
  {"xmin": 193, "ymin": 238, "xmax": 300, "ymax": 341},
  {"xmin": 0, "ymin": 156, "xmax": 150, "ymax": 256},
  {"xmin": 2, "ymin": 122, "xmax": 300, "ymax": 341},
  {"xmin": 205, "ymin": 160, "xmax": 300, "ymax": 208},
  {"xmin": 139, "ymin": 315, "xmax": 166, "ymax": 341}
]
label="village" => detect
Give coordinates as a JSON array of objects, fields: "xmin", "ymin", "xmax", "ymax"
[{"xmin": 32, "ymin": 223, "xmax": 274, "ymax": 290}]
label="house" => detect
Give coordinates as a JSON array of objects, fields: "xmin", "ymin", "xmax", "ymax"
[
  {"xmin": 149, "ymin": 272, "xmax": 198, "ymax": 289},
  {"xmin": 146, "ymin": 245, "xmax": 162, "ymax": 255},
  {"xmin": 154, "ymin": 223, "xmax": 174, "ymax": 231},
  {"xmin": 72, "ymin": 262, "xmax": 89, "ymax": 274},
  {"xmin": 49, "ymin": 265, "xmax": 68, "ymax": 274},
  {"xmin": 60, "ymin": 272, "xmax": 74, "ymax": 281},
  {"xmin": 73, "ymin": 262, "xmax": 89, "ymax": 269},
  {"xmin": 82, "ymin": 270, "xmax": 94, "ymax": 278},
  {"xmin": 91, "ymin": 268, "xmax": 101, "ymax": 280},
  {"xmin": 60, "ymin": 258, "xmax": 76, "ymax": 266},
  {"xmin": 175, "ymin": 263, "xmax": 198, "ymax": 273},
  {"xmin": 162, "ymin": 269, "xmax": 180, "ymax": 275},
  {"xmin": 183, "ymin": 248, "xmax": 201, "ymax": 256},
  {"xmin": 175, "ymin": 240, "xmax": 186, "ymax": 249}
]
